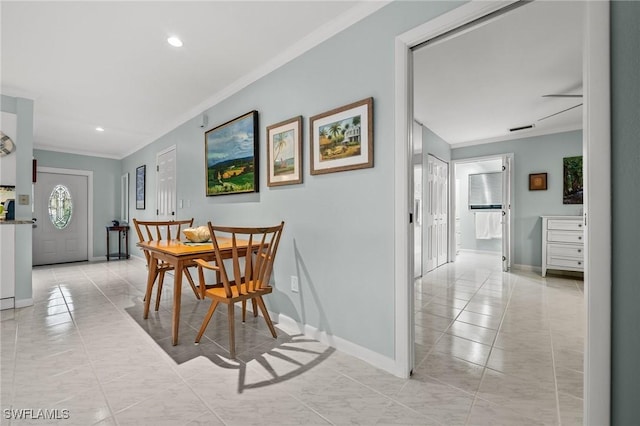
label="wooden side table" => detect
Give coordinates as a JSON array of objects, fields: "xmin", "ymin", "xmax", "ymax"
[{"xmin": 106, "ymin": 225, "xmax": 130, "ymax": 261}]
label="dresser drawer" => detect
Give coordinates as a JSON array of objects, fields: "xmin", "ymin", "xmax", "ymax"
[
  {"xmin": 547, "ymin": 219, "xmax": 583, "ymax": 231},
  {"xmin": 547, "ymin": 243, "xmax": 583, "ymax": 259},
  {"xmin": 547, "ymin": 230, "xmax": 583, "ymax": 244},
  {"xmin": 547, "ymin": 256, "xmax": 584, "ymax": 270}
]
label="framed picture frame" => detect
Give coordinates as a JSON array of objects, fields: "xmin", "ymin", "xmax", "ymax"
[
  {"xmin": 266, "ymin": 116, "xmax": 303, "ymax": 187},
  {"xmin": 204, "ymin": 111, "xmax": 259, "ymax": 196},
  {"xmin": 310, "ymin": 97, "xmax": 373, "ymax": 175},
  {"xmin": 135, "ymin": 165, "xmax": 145, "ymax": 209},
  {"xmin": 563, "ymin": 156, "xmax": 583, "ymax": 204},
  {"xmin": 529, "ymin": 172, "xmax": 547, "ymax": 191}
]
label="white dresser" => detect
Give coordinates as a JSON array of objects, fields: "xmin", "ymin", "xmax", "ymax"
[{"xmin": 541, "ymin": 216, "xmax": 584, "ymax": 277}]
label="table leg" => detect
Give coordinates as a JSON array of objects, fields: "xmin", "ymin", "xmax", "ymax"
[
  {"xmin": 143, "ymin": 254, "xmax": 158, "ymax": 319},
  {"xmin": 106, "ymin": 229, "xmax": 110, "ymax": 261},
  {"xmin": 172, "ymin": 262, "xmax": 184, "ymax": 346}
]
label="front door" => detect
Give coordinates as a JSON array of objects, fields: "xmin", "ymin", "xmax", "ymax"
[{"xmin": 33, "ymin": 172, "xmax": 88, "ymax": 265}]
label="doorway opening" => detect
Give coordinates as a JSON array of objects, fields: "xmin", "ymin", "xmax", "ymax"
[{"xmin": 395, "ymin": 1, "xmax": 611, "ymax": 424}]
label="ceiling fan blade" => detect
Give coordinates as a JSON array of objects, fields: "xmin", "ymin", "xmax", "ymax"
[
  {"xmin": 542, "ymin": 94, "xmax": 583, "ymax": 98},
  {"xmin": 538, "ymin": 103, "xmax": 583, "ymax": 121}
]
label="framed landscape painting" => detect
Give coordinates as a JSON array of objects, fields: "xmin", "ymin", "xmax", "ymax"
[
  {"xmin": 563, "ymin": 156, "xmax": 583, "ymax": 204},
  {"xmin": 205, "ymin": 111, "xmax": 259, "ymax": 196},
  {"xmin": 266, "ymin": 116, "xmax": 302, "ymax": 187},
  {"xmin": 310, "ymin": 97, "xmax": 373, "ymax": 175}
]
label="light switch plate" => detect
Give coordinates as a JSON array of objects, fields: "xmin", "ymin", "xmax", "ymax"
[{"xmin": 18, "ymin": 194, "xmax": 29, "ymax": 205}]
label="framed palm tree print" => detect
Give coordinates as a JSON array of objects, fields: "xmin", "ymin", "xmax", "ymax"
[
  {"xmin": 266, "ymin": 116, "xmax": 302, "ymax": 186},
  {"xmin": 310, "ymin": 97, "xmax": 373, "ymax": 175}
]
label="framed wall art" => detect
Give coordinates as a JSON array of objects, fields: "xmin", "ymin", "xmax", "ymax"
[
  {"xmin": 204, "ymin": 111, "xmax": 259, "ymax": 196},
  {"xmin": 266, "ymin": 116, "xmax": 302, "ymax": 186},
  {"xmin": 310, "ymin": 97, "xmax": 373, "ymax": 175},
  {"xmin": 563, "ymin": 156, "xmax": 583, "ymax": 204},
  {"xmin": 135, "ymin": 165, "xmax": 145, "ymax": 209},
  {"xmin": 529, "ymin": 172, "xmax": 547, "ymax": 191}
]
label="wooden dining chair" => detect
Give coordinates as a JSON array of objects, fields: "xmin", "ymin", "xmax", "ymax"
[
  {"xmin": 133, "ymin": 218, "xmax": 204, "ymax": 311},
  {"xmin": 194, "ymin": 221, "xmax": 284, "ymax": 358}
]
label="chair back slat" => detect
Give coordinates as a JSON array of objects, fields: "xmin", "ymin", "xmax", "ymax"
[
  {"xmin": 133, "ymin": 218, "xmax": 195, "ymax": 265},
  {"xmin": 206, "ymin": 222, "xmax": 285, "ymax": 299}
]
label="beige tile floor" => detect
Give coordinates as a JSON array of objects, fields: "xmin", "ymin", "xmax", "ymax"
[{"xmin": 0, "ymin": 252, "xmax": 583, "ymax": 425}]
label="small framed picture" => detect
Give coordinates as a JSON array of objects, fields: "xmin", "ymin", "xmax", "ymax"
[
  {"xmin": 135, "ymin": 165, "xmax": 146, "ymax": 209},
  {"xmin": 266, "ymin": 116, "xmax": 302, "ymax": 186},
  {"xmin": 529, "ymin": 172, "xmax": 547, "ymax": 191},
  {"xmin": 310, "ymin": 97, "xmax": 373, "ymax": 175}
]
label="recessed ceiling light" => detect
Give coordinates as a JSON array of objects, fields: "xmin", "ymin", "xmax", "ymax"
[
  {"xmin": 167, "ymin": 36, "xmax": 183, "ymax": 48},
  {"xmin": 96, "ymin": 127, "xmax": 105, "ymax": 132}
]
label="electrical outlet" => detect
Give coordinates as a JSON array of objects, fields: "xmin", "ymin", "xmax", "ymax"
[{"xmin": 291, "ymin": 276, "xmax": 299, "ymax": 293}]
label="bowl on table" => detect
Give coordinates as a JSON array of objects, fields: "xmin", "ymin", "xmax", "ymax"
[{"xmin": 182, "ymin": 226, "xmax": 211, "ymax": 243}]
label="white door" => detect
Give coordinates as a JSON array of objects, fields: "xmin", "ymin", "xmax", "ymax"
[
  {"xmin": 413, "ymin": 163, "xmax": 423, "ymax": 278},
  {"xmin": 501, "ymin": 155, "xmax": 512, "ymax": 271},
  {"xmin": 33, "ymin": 172, "xmax": 88, "ymax": 265},
  {"xmin": 156, "ymin": 147, "xmax": 177, "ymax": 220},
  {"xmin": 436, "ymin": 160, "xmax": 449, "ymax": 267},
  {"xmin": 426, "ymin": 155, "xmax": 449, "ymax": 271}
]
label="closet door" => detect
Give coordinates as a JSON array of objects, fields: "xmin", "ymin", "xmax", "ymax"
[{"xmin": 426, "ymin": 155, "xmax": 449, "ymax": 272}]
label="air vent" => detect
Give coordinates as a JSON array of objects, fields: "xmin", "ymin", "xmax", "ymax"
[{"xmin": 509, "ymin": 124, "xmax": 535, "ymax": 132}]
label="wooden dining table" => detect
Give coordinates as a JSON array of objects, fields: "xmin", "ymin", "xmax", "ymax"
[{"xmin": 137, "ymin": 238, "xmax": 251, "ymax": 345}]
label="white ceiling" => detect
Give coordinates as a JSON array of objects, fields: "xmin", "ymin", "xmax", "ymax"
[
  {"xmin": 413, "ymin": 1, "xmax": 584, "ymax": 146},
  {"xmin": 1, "ymin": 1, "xmax": 387, "ymax": 159}
]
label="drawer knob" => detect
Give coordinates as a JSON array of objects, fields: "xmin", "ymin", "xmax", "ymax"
[
  {"xmin": 578, "ymin": 249, "xmax": 582, "ymax": 253},
  {"xmin": 578, "ymin": 224, "xmax": 582, "ymax": 228},
  {"xmin": 578, "ymin": 236, "xmax": 582, "ymax": 240},
  {"xmin": 578, "ymin": 261, "xmax": 582, "ymax": 265}
]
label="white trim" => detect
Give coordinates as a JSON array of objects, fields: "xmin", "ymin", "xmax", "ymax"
[
  {"xmin": 276, "ymin": 313, "xmax": 401, "ymax": 376},
  {"xmin": 583, "ymin": 2, "xmax": 611, "ymax": 424},
  {"xmin": 34, "ymin": 143, "xmax": 122, "ymax": 160},
  {"xmin": 37, "ymin": 167, "xmax": 94, "ymax": 262},
  {"xmin": 15, "ymin": 298, "xmax": 34, "ymax": 308},
  {"xmin": 0, "ymin": 298, "xmax": 14, "ymax": 310},
  {"xmin": 120, "ymin": 1, "xmax": 392, "ymax": 160},
  {"xmin": 395, "ymin": 2, "xmax": 611, "ymax": 423}
]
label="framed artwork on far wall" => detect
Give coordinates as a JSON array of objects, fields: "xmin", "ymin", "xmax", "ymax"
[
  {"xmin": 563, "ymin": 156, "xmax": 583, "ymax": 204},
  {"xmin": 204, "ymin": 111, "xmax": 259, "ymax": 196},
  {"xmin": 135, "ymin": 165, "xmax": 146, "ymax": 209},
  {"xmin": 310, "ymin": 97, "xmax": 373, "ymax": 175},
  {"xmin": 266, "ymin": 116, "xmax": 302, "ymax": 187},
  {"xmin": 529, "ymin": 173, "xmax": 547, "ymax": 190}
]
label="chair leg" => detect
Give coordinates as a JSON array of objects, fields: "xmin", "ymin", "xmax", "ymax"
[
  {"xmin": 228, "ymin": 303, "xmax": 236, "ymax": 358},
  {"xmin": 184, "ymin": 268, "xmax": 201, "ymax": 300},
  {"xmin": 252, "ymin": 299, "xmax": 258, "ymax": 317},
  {"xmin": 195, "ymin": 300, "xmax": 219, "ymax": 343},
  {"xmin": 155, "ymin": 270, "xmax": 166, "ymax": 311},
  {"xmin": 241, "ymin": 300, "xmax": 247, "ymax": 322},
  {"xmin": 255, "ymin": 296, "xmax": 277, "ymax": 338}
]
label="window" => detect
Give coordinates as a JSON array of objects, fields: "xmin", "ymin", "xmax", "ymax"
[
  {"xmin": 469, "ymin": 172, "xmax": 502, "ymax": 210},
  {"xmin": 48, "ymin": 184, "xmax": 72, "ymax": 229}
]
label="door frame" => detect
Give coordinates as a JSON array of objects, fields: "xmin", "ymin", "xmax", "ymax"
[
  {"xmin": 448, "ymin": 153, "xmax": 514, "ymax": 269},
  {"xmin": 37, "ymin": 167, "xmax": 94, "ymax": 261},
  {"xmin": 393, "ymin": 2, "xmax": 611, "ymax": 424}
]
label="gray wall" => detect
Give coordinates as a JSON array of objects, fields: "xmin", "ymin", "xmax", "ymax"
[
  {"xmin": 1, "ymin": 94, "xmax": 34, "ymax": 302},
  {"xmin": 122, "ymin": 1, "xmax": 464, "ymax": 359},
  {"xmin": 611, "ymin": 2, "xmax": 640, "ymax": 424},
  {"xmin": 452, "ymin": 130, "xmax": 583, "ymax": 267},
  {"xmin": 33, "ymin": 149, "xmax": 122, "ymax": 259}
]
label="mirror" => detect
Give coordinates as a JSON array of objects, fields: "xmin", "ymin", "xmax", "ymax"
[{"xmin": 121, "ymin": 173, "xmax": 129, "ymax": 222}]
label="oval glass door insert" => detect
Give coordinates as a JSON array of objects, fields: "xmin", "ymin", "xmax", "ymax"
[{"xmin": 48, "ymin": 184, "xmax": 73, "ymax": 229}]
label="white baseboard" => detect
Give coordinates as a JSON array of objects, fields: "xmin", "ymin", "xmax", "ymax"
[
  {"xmin": 275, "ymin": 312, "xmax": 402, "ymax": 377},
  {"xmin": 0, "ymin": 298, "xmax": 14, "ymax": 310},
  {"xmin": 15, "ymin": 298, "xmax": 34, "ymax": 308},
  {"xmin": 512, "ymin": 264, "xmax": 541, "ymax": 273}
]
